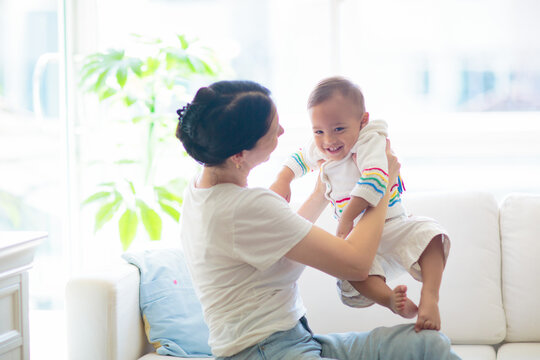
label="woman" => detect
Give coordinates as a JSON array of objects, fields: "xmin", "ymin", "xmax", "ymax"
[{"xmin": 176, "ymin": 80, "xmax": 460, "ymax": 359}]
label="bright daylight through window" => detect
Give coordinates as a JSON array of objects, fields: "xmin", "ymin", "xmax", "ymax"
[{"xmin": 1, "ymin": 0, "xmax": 539, "ymax": 359}]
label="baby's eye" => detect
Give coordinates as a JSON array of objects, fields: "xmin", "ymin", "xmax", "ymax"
[
  {"xmin": 334, "ymin": 127, "xmax": 345, "ymax": 132},
  {"xmin": 314, "ymin": 130, "xmax": 323, "ymax": 135}
]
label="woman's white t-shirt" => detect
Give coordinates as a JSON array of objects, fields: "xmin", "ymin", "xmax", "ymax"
[{"xmin": 180, "ymin": 180, "xmax": 313, "ymax": 357}]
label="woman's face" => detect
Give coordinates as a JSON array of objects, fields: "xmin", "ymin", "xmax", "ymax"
[{"xmin": 244, "ymin": 110, "xmax": 284, "ymax": 168}]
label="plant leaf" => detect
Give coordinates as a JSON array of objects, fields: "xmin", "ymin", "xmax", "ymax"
[
  {"xmin": 108, "ymin": 49, "xmax": 125, "ymax": 61},
  {"xmin": 136, "ymin": 199, "xmax": 162, "ymax": 240},
  {"xmin": 177, "ymin": 34, "xmax": 189, "ymax": 50},
  {"xmin": 79, "ymin": 62, "xmax": 101, "ymax": 86},
  {"xmin": 116, "ymin": 65, "xmax": 128, "ymax": 88},
  {"xmin": 144, "ymin": 57, "xmax": 160, "ymax": 76},
  {"xmin": 127, "ymin": 180, "xmax": 136, "ymax": 194},
  {"xmin": 165, "ymin": 50, "xmax": 189, "ymax": 71},
  {"xmin": 128, "ymin": 58, "xmax": 143, "ymax": 77},
  {"xmin": 93, "ymin": 69, "xmax": 110, "ymax": 92},
  {"xmin": 97, "ymin": 182, "xmax": 116, "ymax": 188},
  {"xmin": 114, "ymin": 159, "xmax": 138, "ymax": 165},
  {"xmin": 154, "ymin": 186, "xmax": 183, "ymax": 207},
  {"xmin": 82, "ymin": 191, "xmax": 112, "ymax": 206},
  {"xmin": 118, "ymin": 208, "xmax": 138, "ymax": 250},
  {"xmin": 79, "ymin": 49, "xmax": 139, "ymax": 95},
  {"xmin": 185, "ymin": 55, "xmax": 201, "ymax": 73},
  {"xmin": 158, "ymin": 200, "xmax": 180, "ymax": 222},
  {"xmin": 200, "ymin": 58, "xmax": 218, "ymax": 76},
  {"xmin": 130, "ymin": 33, "xmax": 162, "ymax": 45},
  {"xmin": 123, "ymin": 96, "xmax": 137, "ymax": 106},
  {"xmin": 99, "ymin": 87, "xmax": 117, "ymax": 100},
  {"xmin": 94, "ymin": 196, "xmax": 122, "ymax": 232},
  {"xmin": 132, "ymin": 115, "xmax": 147, "ymax": 124}
]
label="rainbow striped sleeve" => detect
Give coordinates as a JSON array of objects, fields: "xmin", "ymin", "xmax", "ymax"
[
  {"xmin": 351, "ymin": 167, "xmax": 389, "ymax": 207},
  {"xmin": 284, "ymin": 149, "xmax": 315, "ymax": 177},
  {"xmin": 332, "ymin": 197, "xmax": 351, "ymax": 216},
  {"xmin": 388, "ymin": 175, "xmax": 405, "ymax": 207}
]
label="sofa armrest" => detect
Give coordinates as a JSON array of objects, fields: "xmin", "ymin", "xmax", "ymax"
[{"xmin": 66, "ymin": 262, "xmax": 151, "ymax": 360}]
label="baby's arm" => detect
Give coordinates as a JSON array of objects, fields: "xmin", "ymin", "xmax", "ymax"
[
  {"xmin": 270, "ymin": 145, "xmax": 321, "ymax": 202},
  {"xmin": 338, "ymin": 122, "xmax": 390, "ymax": 237},
  {"xmin": 297, "ymin": 170, "xmax": 329, "ymax": 223},
  {"xmin": 336, "ymin": 196, "xmax": 369, "ymax": 238},
  {"xmin": 351, "ymin": 130, "xmax": 390, "ymax": 207},
  {"xmin": 269, "ymin": 166, "xmax": 295, "ymax": 202}
]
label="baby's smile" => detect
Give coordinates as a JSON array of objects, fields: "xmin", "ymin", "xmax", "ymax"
[
  {"xmin": 326, "ymin": 145, "xmax": 343, "ymax": 153},
  {"xmin": 323, "ymin": 144, "xmax": 347, "ymax": 160}
]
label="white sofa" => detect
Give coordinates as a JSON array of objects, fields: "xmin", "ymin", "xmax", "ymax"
[{"xmin": 65, "ymin": 191, "xmax": 540, "ymax": 360}]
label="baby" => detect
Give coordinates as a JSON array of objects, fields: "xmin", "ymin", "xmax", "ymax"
[{"xmin": 270, "ymin": 76, "xmax": 450, "ymax": 332}]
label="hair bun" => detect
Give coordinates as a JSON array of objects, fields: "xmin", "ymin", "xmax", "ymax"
[
  {"xmin": 175, "ymin": 80, "xmax": 274, "ymax": 166},
  {"xmin": 194, "ymin": 87, "xmax": 216, "ymax": 103}
]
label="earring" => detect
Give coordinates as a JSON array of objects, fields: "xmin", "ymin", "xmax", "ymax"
[{"xmin": 236, "ymin": 163, "xmax": 241, "ymax": 169}]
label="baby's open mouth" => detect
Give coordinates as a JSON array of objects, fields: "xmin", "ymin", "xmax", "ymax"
[{"xmin": 326, "ymin": 145, "xmax": 343, "ymax": 154}]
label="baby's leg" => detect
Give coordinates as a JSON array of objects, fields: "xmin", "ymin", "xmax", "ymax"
[
  {"xmin": 415, "ymin": 235, "xmax": 446, "ymax": 332},
  {"xmin": 349, "ymin": 276, "xmax": 418, "ymax": 319}
]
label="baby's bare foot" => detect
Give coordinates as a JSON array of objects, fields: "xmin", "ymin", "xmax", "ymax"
[
  {"xmin": 390, "ymin": 285, "xmax": 418, "ymax": 319},
  {"xmin": 415, "ymin": 292, "xmax": 441, "ymax": 332}
]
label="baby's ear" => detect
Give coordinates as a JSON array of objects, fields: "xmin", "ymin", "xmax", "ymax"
[
  {"xmin": 362, "ymin": 111, "xmax": 369, "ymax": 125},
  {"xmin": 360, "ymin": 112, "xmax": 369, "ymax": 127}
]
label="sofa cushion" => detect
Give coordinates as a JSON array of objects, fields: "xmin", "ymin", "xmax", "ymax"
[
  {"xmin": 451, "ymin": 345, "xmax": 496, "ymax": 360},
  {"xmin": 500, "ymin": 193, "xmax": 540, "ymax": 341},
  {"xmin": 300, "ymin": 191, "xmax": 506, "ymax": 344},
  {"xmin": 122, "ymin": 249, "xmax": 212, "ymax": 358},
  {"xmin": 496, "ymin": 343, "xmax": 540, "ymax": 360},
  {"xmin": 405, "ymin": 191, "xmax": 506, "ymax": 344}
]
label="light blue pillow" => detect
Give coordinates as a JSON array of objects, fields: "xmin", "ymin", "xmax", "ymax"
[{"xmin": 122, "ymin": 249, "xmax": 212, "ymax": 358}]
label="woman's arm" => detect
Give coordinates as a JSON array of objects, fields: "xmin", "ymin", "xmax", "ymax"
[{"xmin": 286, "ymin": 139, "xmax": 400, "ymax": 281}]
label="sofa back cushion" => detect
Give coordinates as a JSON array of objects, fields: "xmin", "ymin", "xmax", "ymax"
[
  {"xmin": 299, "ymin": 191, "xmax": 506, "ymax": 344},
  {"xmin": 500, "ymin": 193, "xmax": 540, "ymax": 341}
]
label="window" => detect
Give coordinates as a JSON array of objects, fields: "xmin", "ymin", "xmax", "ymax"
[
  {"xmin": 0, "ymin": 0, "xmax": 66, "ymax": 358},
  {"xmin": 333, "ymin": 0, "xmax": 540, "ymax": 199},
  {"xmin": 69, "ymin": 0, "xmax": 338, "ymax": 264},
  {"xmin": 2, "ymin": 1, "xmax": 539, "ymax": 358}
]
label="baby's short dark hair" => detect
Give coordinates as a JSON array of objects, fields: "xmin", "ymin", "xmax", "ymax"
[{"xmin": 307, "ymin": 76, "xmax": 365, "ymax": 116}]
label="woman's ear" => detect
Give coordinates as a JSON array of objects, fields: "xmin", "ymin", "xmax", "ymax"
[{"xmin": 230, "ymin": 151, "xmax": 245, "ymax": 169}]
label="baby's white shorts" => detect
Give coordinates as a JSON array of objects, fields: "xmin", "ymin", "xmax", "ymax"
[{"xmin": 338, "ymin": 214, "xmax": 450, "ymax": 308}]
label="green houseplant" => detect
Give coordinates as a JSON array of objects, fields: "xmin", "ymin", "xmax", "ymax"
[{"xmin": 79, "ymin": 34, "xmax": 223, "ymax": 250}]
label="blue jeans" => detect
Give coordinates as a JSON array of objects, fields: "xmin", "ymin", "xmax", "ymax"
[{"xmin": 216, "ymin": 317, "xmax": 461, "ymax": 360}]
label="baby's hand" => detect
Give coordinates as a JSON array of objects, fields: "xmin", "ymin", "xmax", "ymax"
[
  {"xmin": 336, "ymin": 218, "xmax": 354, "ymax": 239},
  {"xmin": 270, "ymin": 179, "xmax": 292, "ymax": 202}
]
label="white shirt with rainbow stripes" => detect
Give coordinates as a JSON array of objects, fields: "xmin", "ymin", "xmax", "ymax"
[{"xmin": 285, "ymin": 119, "xmax": 406, "ymax": 220}]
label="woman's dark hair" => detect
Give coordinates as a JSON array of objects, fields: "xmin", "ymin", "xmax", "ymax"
[
  {"xmin": 176, "ymin": 80, "xmax": 274, "ymax": 166},
  {"xmin": 307, "ymin": 76, "xmax": 365, "ymax": 116}
]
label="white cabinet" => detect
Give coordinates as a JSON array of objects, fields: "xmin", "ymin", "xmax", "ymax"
[{"xmin": 0, "ymin": 232, "xmax": 44, "ymax": 360}]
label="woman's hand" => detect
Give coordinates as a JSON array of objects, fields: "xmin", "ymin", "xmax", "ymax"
[{"xmin": 386, "ymin": 139, "xmax": 401, "ymax": 187}]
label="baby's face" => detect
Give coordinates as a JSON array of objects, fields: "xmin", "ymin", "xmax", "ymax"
[{"xmin": 309, "ymin": 94, "xmax": 364, "ymax": 161}]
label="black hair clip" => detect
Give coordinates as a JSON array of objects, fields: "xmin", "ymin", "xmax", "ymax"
[{"xmin": 177, "ymin": 103, "xmax": 191, "ymax": 124}]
